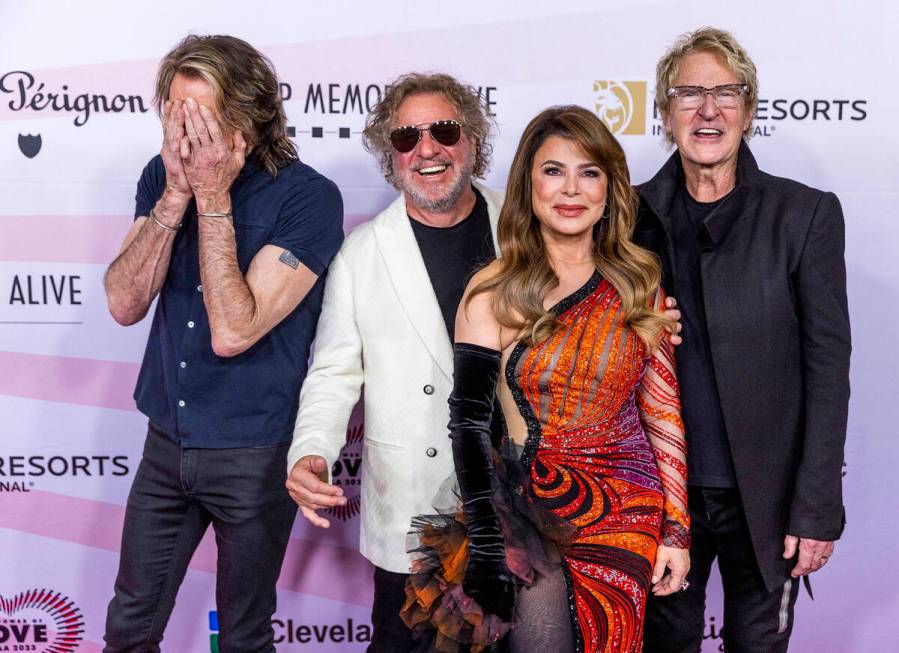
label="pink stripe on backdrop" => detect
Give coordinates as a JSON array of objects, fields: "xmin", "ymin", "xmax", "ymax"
[
  {"xmin": 2, "ymin": 214, "xmax": 374, "ymax": 265},
  {"xmin": 0, "ymin": 351, "xmax": 139, "ymax": 411},
  {"xmin": 2, "ymin": 214, "xmax": 131, "ymax": 264},
  {"xmin": 1, "ymin": 490, "xmax": 372, "ymax": 606},
  {"xmin": 0, "ymin": 7, "xmax": 673, "ymax": 126}
]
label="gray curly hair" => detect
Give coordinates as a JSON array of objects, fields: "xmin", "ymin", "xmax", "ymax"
[{"xmin": 362, "ymin": 72, "xmax": 494, "ymax": 186}]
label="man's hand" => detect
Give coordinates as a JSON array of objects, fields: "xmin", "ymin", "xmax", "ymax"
[
  {"xmin": 181, "ymin": 98, "xmax": 246, "ymax": 208},
  {"xmin": 784, "ymin": 534, "xmax": 835, "ymax": 577},
  {"xmin": 664, "ymin": 295, "xmax": 683, "ymax": 346},
  {"xmin": 651, "ymin": 545, "xmax": 691, "ymax": 596},
  {"xmin": 160, "ymin": 100, "xmax": 193, "ymax": 203},
  {"xmin": 286, "ymin": 455, "xmax": 347, "ymax": 529}
]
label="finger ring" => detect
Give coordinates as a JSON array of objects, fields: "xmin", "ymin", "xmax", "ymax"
[{"xmin": 681, "ymin": 580, "xmax": 690, "ymax": 591}]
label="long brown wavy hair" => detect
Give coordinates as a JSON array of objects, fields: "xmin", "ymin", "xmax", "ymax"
[
  {"xmin": 469, "ymin": 105, "xmax": 672, "ymax": 349},
  {"xmin": 154, "ymin": 34, "xmax": 297, "ymax": 177}
]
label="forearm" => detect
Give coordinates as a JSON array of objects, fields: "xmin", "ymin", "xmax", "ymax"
[
  {"xmin": 196, "ymin": 194, "xmax": 258, "ymax": 356},
  {"xmin": 638, "ymin": 342, "xmax": 690, "ymax": 546},
  {"xmin": 450, "ymin": 343, "xmax": 503, "ymax": 547},
  {"xmin": 288, "ymin": 368, "xmax": 362, "ymax": 475},
  {"xmin": 104, "ymin": 192, "xmax": 187, "ymax": 325},
  {"xmin": 288, "ymin": 249, "xmax": 362, "ymax": 474}
]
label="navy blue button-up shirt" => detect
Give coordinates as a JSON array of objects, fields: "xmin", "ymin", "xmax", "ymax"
[{"xmin": 132, "ymin": 155, "xmax": 343, "ymax": 448}]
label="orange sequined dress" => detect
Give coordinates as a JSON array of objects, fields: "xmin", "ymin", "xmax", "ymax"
[
  {"xmin": 504, "ymin": 271, "xmax": 689, "ymax": 653},
  {"xmin": 403, "ymin": 272, "xmax": 689, "ymax": 653}
]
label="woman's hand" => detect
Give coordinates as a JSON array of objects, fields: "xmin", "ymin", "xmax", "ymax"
[
  {"xmin": 652, "ymin": 545, "xmax": 691, "ymax": 596},
  {"xmin": 463, "ymin": 555, "xmax": 516, "ymax": 621}
]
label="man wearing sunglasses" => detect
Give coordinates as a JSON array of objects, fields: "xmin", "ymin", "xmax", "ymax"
[
  {"xmin": 638, "ymin": 28, "xmax": 850, "ymax": 653},
  {"xmin": 285, "ymin": 72, "xmax": 501, "ymax": 652}
]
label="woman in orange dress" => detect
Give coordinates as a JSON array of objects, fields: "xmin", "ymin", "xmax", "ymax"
[{"xmin": 403, "ymin": 106, "xmax": 690, "ymax": 653}]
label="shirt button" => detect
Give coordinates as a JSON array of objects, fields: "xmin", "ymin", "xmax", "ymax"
[
  {"xmin": 180, "ymin": 361, "xmax": 187, "ymax": 369},
  {"xmin": 178, "ymin": 400, "xmax": 186, "ymax": 407},
  {"xmin": 426, "ymin": 447, "xmax": 437, "ymax": 458},
  {"xmin": 423, "ymin": 384, "xmax": 434, "ymax": 395},
  {"xmin": 187, "ymin": 321, "xmax": 195, "ymax": 328},
  {"xmin": 196, "ymin": 284, "xmax": 203, "ymax": 292}
]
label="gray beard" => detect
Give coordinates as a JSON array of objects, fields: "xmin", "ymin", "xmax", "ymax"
[{"xmin": 399, "ymin": 158, "xmax": 475, "ymax": 214}]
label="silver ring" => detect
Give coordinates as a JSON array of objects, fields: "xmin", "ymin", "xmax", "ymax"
[{"xmin": 681, "ymin": 580, "xmax": 690, "ymax": 591}]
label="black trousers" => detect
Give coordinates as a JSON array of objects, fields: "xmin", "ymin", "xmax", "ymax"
[
  {"xmin": 368, "ymin": 566, "xmax": 416, "ymax": 653},
  {"xmin": 644, "ymin": 487, "xmax": 800, "ymax": 653},
  {"xmin": 103, "ymin": 425, "xmax": 296, "ymax": 653}
]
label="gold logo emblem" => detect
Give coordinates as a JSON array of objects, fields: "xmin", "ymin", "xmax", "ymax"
[{"xmin": 593, "ymin": 81, "xmax": 647, "ymax": 135}]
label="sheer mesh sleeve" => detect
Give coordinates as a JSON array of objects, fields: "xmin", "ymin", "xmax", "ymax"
[{"xmin": 636, "ymin": 330, "xmax": 690, "ymax": 548}]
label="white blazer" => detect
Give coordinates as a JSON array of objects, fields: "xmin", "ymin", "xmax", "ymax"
[{"xmin": 288, "ymin": 182, "xmax": 502, "ymax": 573}]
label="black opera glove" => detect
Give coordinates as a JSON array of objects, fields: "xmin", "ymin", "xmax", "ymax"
[{"xmin": 449, "ymin": 342, "xmax": 515, "ymax": 621}]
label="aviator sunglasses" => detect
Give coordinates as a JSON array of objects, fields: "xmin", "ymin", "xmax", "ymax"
[{"xmin": 388, "ymin": 120, "xmax": 463, "ymax": 153}]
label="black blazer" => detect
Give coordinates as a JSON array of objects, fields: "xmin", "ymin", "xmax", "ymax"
[{"xmin": 635, "ymin": 141, "xmax": 851, "ymax": 591}]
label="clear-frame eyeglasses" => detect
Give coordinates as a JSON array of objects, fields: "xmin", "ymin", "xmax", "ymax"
[{"xmin": 666, "ymin": 84, "xmax": 749, "ymax": 110}]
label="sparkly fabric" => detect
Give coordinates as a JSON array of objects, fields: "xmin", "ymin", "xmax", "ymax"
[
  {"xmin": 402, "ymin": 272, "xmax": 688, "ymax": 653},
  {"xmin": 507, "ymin": 272, "xmax": 689, "ymax": 653}
]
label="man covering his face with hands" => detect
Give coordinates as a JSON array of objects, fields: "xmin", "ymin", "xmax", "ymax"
[{"xmin": 102, "ymin": 34, "xmax": 343, "ymax": 653}]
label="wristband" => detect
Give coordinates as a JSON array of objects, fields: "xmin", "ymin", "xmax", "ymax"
[
  {"xmin": 151, "ymin": 208, "xmax": 182, "ymax": 231},
  {"xmin": 197, "ymin": 211, "xmax": 232, "ymax": 218}
]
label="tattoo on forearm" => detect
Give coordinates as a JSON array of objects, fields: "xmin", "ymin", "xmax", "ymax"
[{"xmin": 279, "ymin": 249, "xmax": 300, "ymax": 270}]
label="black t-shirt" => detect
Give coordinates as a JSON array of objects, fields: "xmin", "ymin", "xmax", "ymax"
[
  {"xmin": 409, "ymin": 187, "xmax": 495, "ymax": 341},
  {"xmin": 673, "ymin": 186, "xmax": 737, "ymax": 487}
]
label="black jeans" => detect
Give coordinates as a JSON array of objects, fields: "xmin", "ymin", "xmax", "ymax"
[
  {"xmin": 644, "ymin": 487, "xmax": 800, "ymax": 653},
  {"xmin": 103, "ymin": 424, "xmax": 296, "ymax": 653}
]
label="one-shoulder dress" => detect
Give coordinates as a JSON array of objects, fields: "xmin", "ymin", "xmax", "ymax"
[{"xmin": 403, "ymin": 272, "xmax": 690, "ymax": 653}]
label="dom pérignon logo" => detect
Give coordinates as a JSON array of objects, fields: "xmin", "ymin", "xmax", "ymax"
[
  {"xmin": 593, "ymin": 81, "xmax": 647, "ymax": 135},
  {"xmin": 18, "ymin": 133, "xmax": 41, "ymax": 158},
  {"xmin": 0, "ymin": 589, "xmax": 84, "ymax": 652}
]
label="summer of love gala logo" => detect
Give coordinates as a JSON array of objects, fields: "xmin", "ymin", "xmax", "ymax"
[
  {"xmin": 326, "ymin": 422, "xmax": 364, "ymax": 521},
  {"xmin": 0, "ymin": 589, "xmax": 84, "ymax": 652},
  {"xmin": 593, "ymin": 80, "xmax": 647, "ymax": 135}
]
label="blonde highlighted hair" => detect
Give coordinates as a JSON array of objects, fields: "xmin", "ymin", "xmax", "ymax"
[
  {"xmin": 469, "ymin": 105, "xmax": 672, "ymax": 349},
  {"xmin": 655, "ymin": 26, "xmax": 759, "ymax": 143},
  {"xmin": 154, "ymin": 34, "xmax": 297, "ymax": 177}
]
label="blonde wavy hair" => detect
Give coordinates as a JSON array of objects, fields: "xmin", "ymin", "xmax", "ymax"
[
  {"xmin": 154, "ymin": 34, "xmax": 297, "ymax": 177},
  {"xmin": 469, "ymin": 105, "xmax": 672, "ymax": 349},
  {"xmin": 655, "ymin": 26, "xmax": 759, "ymax": 143}
]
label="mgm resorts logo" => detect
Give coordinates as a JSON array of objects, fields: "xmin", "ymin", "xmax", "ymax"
[
  {"xmin": 0, "ymin": 589, "xmax": 84, "ymax": 653},
  {"xmin": 1, "ymin": 455, "xmax": 130, "ymax": 493},
  {"xmin": 593, "ymin": 80, "xmax": 648, "ymax": 135},
  {"xmin": 593, "ymin": 78, "xmax": 869, "ymax": 138}
]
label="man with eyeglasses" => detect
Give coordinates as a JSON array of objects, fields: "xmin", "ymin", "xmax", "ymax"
[
  {"xmin": 284, "ymin": 72, "xmax": 502, "ymax": 652},
  {"xmin": 637, "ymin": 28, "xmax": 851, "ymax": 653}
]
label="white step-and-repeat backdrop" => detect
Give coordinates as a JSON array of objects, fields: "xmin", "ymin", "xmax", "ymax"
[{"xmin": 2, "ymin": 1, "xmax": 897, "ymax": 651}]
